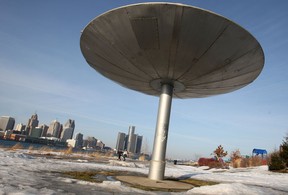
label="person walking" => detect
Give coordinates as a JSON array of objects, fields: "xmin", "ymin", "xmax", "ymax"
[
  {"xmin": 123, "ymin": 150, "xmax": 128, "ymax": 161},
  {"xmin": 117, "ymin": 150, "xmax": 123, "ymax": 160}
]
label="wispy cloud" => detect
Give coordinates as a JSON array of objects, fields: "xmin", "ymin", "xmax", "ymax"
[{"xmin": 0, "ymin": 62, "xmax": 104, "ymax": 103}]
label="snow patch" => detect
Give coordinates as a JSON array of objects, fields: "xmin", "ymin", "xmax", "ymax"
[
  {"xmin": 109, "ymin": 160, "xmax": 146, "ymax": 168},
  {"xmin": 0, "ymin": 148, "xmax": 287, "ymax": 194},
  {"xmin": 187, "ymin": 183, "xmax": 265, "ymax": 195}
]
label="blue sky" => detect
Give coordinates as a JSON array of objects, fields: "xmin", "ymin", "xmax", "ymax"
[{"xmin": 0, "ymin": 0, "xmax": 288, "ymax": 159}]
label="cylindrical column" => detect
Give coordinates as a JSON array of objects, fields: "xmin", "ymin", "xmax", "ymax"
[{"xmin": 148, "ymin": 83, "xmax": 173, "ymax": 180}]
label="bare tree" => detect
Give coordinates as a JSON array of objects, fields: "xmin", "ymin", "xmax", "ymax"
[{"xmin": 213, "ymin": 145, "xmax": 228, "ymax": 161}]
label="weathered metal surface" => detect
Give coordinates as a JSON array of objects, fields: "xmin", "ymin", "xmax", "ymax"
[
  {"xmin": 80, "ymin": 3, "xmax": 264, "ymax": 98},
  {"xmin": 148, "ymin": 83, "xmax": 173, "ymax": 180}
]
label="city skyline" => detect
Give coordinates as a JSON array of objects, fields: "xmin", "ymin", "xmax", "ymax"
[
  {"xmin": 0, "ymin": 113, "xmax": 136, "ymax": 150},
  {"xmin": 0, "ymin": 113, "xmax": 94, "ymax": 140},
  {"xmin": 0, "ymin": 114, "xmax": 111, "ymax": 151},
  {"xmin": 116, "ymin": 126, "xmax": 143, "ymax": 154},
  {"xmin": 1, "ymin": 1, "xmax": 288, "ymax": 159}
]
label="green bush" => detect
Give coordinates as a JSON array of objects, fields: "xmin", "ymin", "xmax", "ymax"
[
  {"xmin": 268, "ymin": 151, "xmax": 285, "ymax": 171},
  {"xmin": 280, "ymin": 135, "xmax": 288, "ymax": 167}
]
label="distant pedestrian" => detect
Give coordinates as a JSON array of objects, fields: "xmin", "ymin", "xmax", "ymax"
[
  {"xmin": 117, "ymin": 150, "xmax": 123, "ymax": 160},
  {"xmin": 123, "ymin": 150, "xmax": 128, "ymax": 161}
]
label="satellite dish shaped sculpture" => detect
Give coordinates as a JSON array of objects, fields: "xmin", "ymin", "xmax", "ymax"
[{"xmin": 80, "ymin": 3, "xmax": 264, "ymax": 180}]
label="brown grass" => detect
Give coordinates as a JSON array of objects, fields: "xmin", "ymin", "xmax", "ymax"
[
  {"xmin": 62, "ymin": 170, "xmax": 145, "ymax": 183},
  {"xmin": 138, "ymin": 154, "xmax": 147, "ymax": 161},
  {"xmin": 38, "ymin": 146, "xmax": 53, "ymax": 152},
  {"xmin": 230, "ymin": 149, "xmax": 242, "ymax": 168},
  {"xmin": 208, "ymin": 161, "xmax": 225, "ymax": 169},
  {"xmin": 235, "ymin": 156, "xmax": 264, "ymax": 168},
  {"xmin": 270, "ymin": 169, "xmax": 288, "ymax": 173},
  {"xmin": 63, "ymin": 147, "xmax": 73, "ymax": 155},
  {"xmin": 232, "ymin": 158, "xmax": 242, "ymax": 168},
  {"xmin": 88, "ymin": 152, "xmax": 103, "ymax": 159},
  {"xmin": 250, "ymin": 156, "xmax": 263, "ymax": 166},
  {"xmin": 28, "ymin": 146, "xmax": 34, "ymax": 151},
  {"xmin": 62, "ymin": 170, "xmax": 218, "ymax": 192},
  {"xmin": 11, "ymin": 143, "xmax": 23, "ymax": 150},
  {"xmin": 179, "ymin": 178, "xmax": 218, "ymax": 187},
  {"xmin": 105, "ymin": 151, "xmax": 115, "ymax": 157}
]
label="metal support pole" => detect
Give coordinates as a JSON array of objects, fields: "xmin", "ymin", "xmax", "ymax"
[{"xmin": 148, "ymin": 83, "xmax": 173, "ymax": 180}]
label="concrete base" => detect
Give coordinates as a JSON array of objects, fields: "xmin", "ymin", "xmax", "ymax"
[{"xmin": 116, "ymin": 176, "xmax": 193, "ymax": 192}]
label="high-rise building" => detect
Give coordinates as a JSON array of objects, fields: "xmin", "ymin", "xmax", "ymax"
[
  {"xmin": 97, "ymin": 140, "xmax": 105, "ymax": 149},
  {"xmin": 82, "ymin": 139, "xmax": 88, "ymax": 148},
  {"xmin": 128, "ymin": 126, "xmax": 135, "ymax": 135},
  {"xmin": 15, "ymin": 123, "xmax": 26, "ymax": 132},
  {"xmin": 25, "ymin": 114, "xmax": 39, "ymax": 135},
  {"xmin": 46, "ymin": 120, "xmax": 61, "ymax": 138},
  {"xmin": 127, "ymin": 126, "xmax": 136, "ymax": 153},
  {"xmin": 30, "ymin": 127, "xmax": 43, "ymax": 138},
  {"xmin": 124, "ymin": 134, "xmax": 129, "ymax": 150},
  {"xmin": 60, "ymin": 119, "xmax": 75, "ymax": 142},
  {"xmin": 86, "ymin": 136, "xmax": 97, "ymax": 149},
  {"xmin": 61, "ymin": 128, "xmax": 74, "ymax": 142},
  {"xmin": 0, "ymin": 116, "xmax": 15, "ymax": 131},
  {"xmin": 115, "ymin": 126, "xmax": 143, "ymax": 154},
  {"xmin": 116, "ymin": 132, "xmax": 126, "ymax": 151},
  {"xmin": 127, "ymin": 133, "xmax": 137, "ymax": 153},
  {"xmin": 135, "ymin": 135, "xmax": 143, "ymax": 154},
  {"xmin": 39, "ymin": 124, "xmax": 49, "ymax": 137},
  {"xmin": 75, "ymin": 133, "xmax": 83, "ymax": 149}
]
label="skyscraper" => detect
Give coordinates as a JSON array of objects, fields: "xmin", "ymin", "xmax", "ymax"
[
  {"xmin": 116, "ymin": 132, "xmax": 126, "ymax": 151},
  {"xmin": 60, "ymin": 119, "xmax": 75, "ymax": 142},
  {"xmin": 115, "ymin": 126, "xmax": 143, "ymax": 154},
  {"xmin": 15, "ymin": 123, "xmax": 26, "ymax": 132},
  {"xmin": 47, "ymin": 120, "xmax": 61, "ymax": 138},
  {"xmin": 127, "ymin": 133, "xmax": 137, "ymax": 153},
  {"xmin": 128, "ymin": 126, "xmax": 135, "ymax": 136},
  {"xmin": 25, "ymin": 114, "xmax": 39, "ymax": 135},
  {"xmin": 75, "ymin": 133, "xmax": 83, "ymax": 149},
  {"xmin": 30, "ymin": 127, "xmax": 43, "ymax": 138},
  {"xmin": 127, "ymin": 126, "xmax": 136, "ymax": 152},
  {"xmin": 86, "ymin": 136, "xmax": 97, "ymax": 149},
  {"xmin": 135, "ymin": 135, "xmax": 143, "ymax": 154},
  {"xmin": 39, "ymin": 124, "xmax": 49, "ymax": 137},
  {"xmin": 124, "ymin": 134, "xmax": 129, "ymax": 150},
  {"xmin": 0, "ymin": 116, "xmax": 15, "ymax": 131},
  {"xmin": 97, "ymin": 140, "xmax": 105, "ymax": 149}
]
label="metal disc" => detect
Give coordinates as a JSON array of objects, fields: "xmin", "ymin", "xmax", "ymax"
[{"xmin": 80, "ymin": 2, "xmax": 264, "ymax": 98}]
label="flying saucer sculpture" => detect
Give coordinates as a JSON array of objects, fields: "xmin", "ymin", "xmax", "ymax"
[{"xmin": 80, "ymin": 3, "xmax": 264, "ymax": 180}]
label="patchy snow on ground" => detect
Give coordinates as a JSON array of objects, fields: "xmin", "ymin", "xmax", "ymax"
[{"xmin": 0, "ymin": 148, "xmax": 287, "ymax": 195}]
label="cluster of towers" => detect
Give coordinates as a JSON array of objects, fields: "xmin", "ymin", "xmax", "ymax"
[
  {"xmin": 116, "ymin": 126, "xmax": 143, "ymax": 154},
  {"xmin": 0, "ymin": 114, "xmax": 75, "ymax": 142}
]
